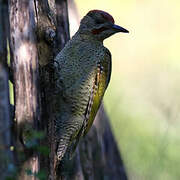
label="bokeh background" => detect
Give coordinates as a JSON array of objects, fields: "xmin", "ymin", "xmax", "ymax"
[{"xmin": 72, "ymin": 0, "xmax": 180, "ymax": 179}]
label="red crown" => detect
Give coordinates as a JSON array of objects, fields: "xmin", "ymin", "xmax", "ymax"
[{"xmin": 88, "ymin": 10, "xmax": 115, "ymax": 24}]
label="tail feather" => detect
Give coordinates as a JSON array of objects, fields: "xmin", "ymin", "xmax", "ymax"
[
  {"xmin": 57, "ymin": 138, "xmax": 70, "ymax": 161},
  {"xmin": 56, "ymin": 115, "xmax": 84, "ymax": 161}
]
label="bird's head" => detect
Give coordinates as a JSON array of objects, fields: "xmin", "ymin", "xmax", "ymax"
[{"xmin": 79, "ymin": 10, "xmax": 129, "ymax": 41}]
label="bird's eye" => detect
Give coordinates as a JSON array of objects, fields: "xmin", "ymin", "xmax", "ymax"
[{"xmin": 96, "ymin": 20, "xmax": 104, "ymax": 24}]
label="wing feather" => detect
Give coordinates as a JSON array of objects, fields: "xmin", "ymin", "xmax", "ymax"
[{"xmin": 83, "ymin": 50, "xmax": 112, "ymax": 135}]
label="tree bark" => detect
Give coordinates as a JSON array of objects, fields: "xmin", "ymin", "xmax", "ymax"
[
  {"xmin": 55, "ymin": 0, "xmax": 70, "ymax": 50},
  {"xmin": 34, "ymin": 1, "xmax": 70, "ymax": 179},
  {"xmin": 9, "ymin": 0, "xmax": 40, "ymax": 179}
]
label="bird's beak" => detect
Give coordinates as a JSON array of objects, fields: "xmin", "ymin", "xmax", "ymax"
[{"xmin": 112, "ymin": 24, "xmax": 129, "ymax": 33}]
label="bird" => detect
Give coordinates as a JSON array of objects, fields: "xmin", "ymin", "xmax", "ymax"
[{"xmin": 54, "ymin": 9, "xmax": 129, "ymax": 161}]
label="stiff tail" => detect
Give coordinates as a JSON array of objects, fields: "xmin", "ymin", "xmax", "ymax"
[
  {"xmin": 57, "ymin": 138, "xmax": 70, "ymax": 161},
  {"xmin": 56, "ymin": 115, "xmax": 84, "ymax": 161}
]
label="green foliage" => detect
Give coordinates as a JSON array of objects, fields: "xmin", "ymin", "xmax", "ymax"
[
  {"xmin": 25, "ymin": 169, "xmax": 33, "ymax": 176},
  {"xmin": 25, "ymin": 169, "xmax": 47, "ymax": 180},
  {"xmin": 31, "ymin": 130, "xmax": 46, "ymax": 140},
  {"xmin": 35, "ymin": 170, "xmax": 47, "ymax": 180},
  {"xmin": 36, "ymin": 145, "xmax": 50, "ymax": 156},
  {"xmin": 23, "ymin": 130, "xmax": 45, "ymax": 148}
]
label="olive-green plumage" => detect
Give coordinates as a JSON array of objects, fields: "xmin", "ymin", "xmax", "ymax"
[{"xmin": 54, "ymin": 10, "xmax": 128, "ymax": 161}]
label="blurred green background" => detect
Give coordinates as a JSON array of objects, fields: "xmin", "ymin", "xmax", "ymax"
[{"xmin": 74, "ymin": 0, "xmax": 180, "ymax": 179}]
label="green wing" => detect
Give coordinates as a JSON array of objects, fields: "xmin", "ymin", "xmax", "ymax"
[{"xmin": 83, "ymin": 50, "xmax": 112, "ymax": 136}]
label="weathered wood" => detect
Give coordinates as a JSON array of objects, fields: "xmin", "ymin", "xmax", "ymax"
[
  {"xmin": 9, "ymin": 0, "xmax": 40, "ymax": 179},
  {"xmin": 34, "ymin": 1, "xmax": 70, "ymax": 179},
  {"xmin": 34, "ymin": 1, "xmax": 57, "ymax": 179},
  {"xmin": 0, "ymin": 1, "xmax": 15, "ymax": 179},
  {"xmin": 35, "ymin": 0, "xmax": 56, "ymax": 66},
  {"xmin": 55, "ymin": 0, "xmax": 70, "ymax": 51}
]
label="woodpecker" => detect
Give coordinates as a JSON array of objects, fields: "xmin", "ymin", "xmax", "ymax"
[{"xmin": 54, "ymin": 10, "xmax": 128, "ymax": 161}]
